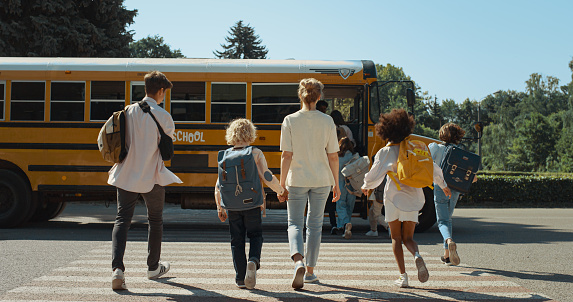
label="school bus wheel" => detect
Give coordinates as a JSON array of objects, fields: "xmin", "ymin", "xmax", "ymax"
[
  {"xmin": 30, "ymin": 197, "xmax": 67, "ymax": 222},
  {"xmin": 0, "ymin": 169, "xmax": 34, "ymax": 228}
]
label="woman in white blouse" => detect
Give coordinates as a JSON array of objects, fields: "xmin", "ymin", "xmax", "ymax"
[{"xmin": 279, "ymin": 78, "xmax": 341, "ymax": 289}]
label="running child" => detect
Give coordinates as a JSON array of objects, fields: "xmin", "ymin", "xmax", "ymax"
[{"xmin": 361, "ymin": 109, "xmax": 451, "ymax": 288}]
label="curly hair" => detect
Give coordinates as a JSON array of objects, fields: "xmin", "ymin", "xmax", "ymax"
[
  {"xmin": 298, "ymin": 78, "xmax": 324, "ymax": 106},
  {"xmin": 225, "ymin": 118, "xmax": 257, "ymax": 145},
  {"xmin": 439, "ymin": 123, "xmax": 466, "ymax": 144},
  {"xmin": 338, "ymin": 137, "xmax": 354, "ymax": 157},
  {"xmin": 375, "ymin": 108, "xmax": 415, "ymax": 143}
]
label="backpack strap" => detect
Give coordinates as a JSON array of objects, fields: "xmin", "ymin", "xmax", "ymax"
[
  {"xmin": 240, "ymin": 158, "xmax": 246, "ymax": 179},
  {"xmin": 138, "ymin": 101, "xmax": 167, "ymax": 137},
  {"xmin": 387, "ymin": 172, "xmax": 402, "ymax": 191},
  {"xmin": 222, "ymin": 161, "xmax": 227, "ymax": 181}
]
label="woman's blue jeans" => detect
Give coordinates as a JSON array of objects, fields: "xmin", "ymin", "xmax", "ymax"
[
  {"xmin": 434, "ymin": 186, "xmax": 461, "ymax": 249},
  {"xmin": 286, "ymin": 186, "xmax": 330, "ymax": 267},
  {"xmin": 336, "ymin": 187, "xmax": 356, "ymax": 228}
]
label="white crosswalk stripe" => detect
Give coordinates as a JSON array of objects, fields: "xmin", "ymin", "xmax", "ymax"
[{"xmin": 0, "ymin": 238, "xmax": 554, "ymax": 301}]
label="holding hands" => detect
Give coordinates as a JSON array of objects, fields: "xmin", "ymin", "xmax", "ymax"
[{"xmin": 278, "ymin": 187, "xmax": 289, "ymax": 203}]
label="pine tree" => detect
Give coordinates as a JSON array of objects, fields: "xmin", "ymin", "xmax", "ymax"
[
  {"xmin": 0, "ymin": 0, "xmax": 137, "ymax": 57},
  {"xmin": 213, "ymin": 21, "xmax": 268, "ymax": 59}
]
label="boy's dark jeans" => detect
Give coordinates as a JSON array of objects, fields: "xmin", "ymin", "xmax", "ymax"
[
  {"xmin": 228, "ymin": 207, "xmax": 263, "ymax": 282},
  {"xmin": 112, "ymin": 184, "xmax": 165, "ymax": 272}
]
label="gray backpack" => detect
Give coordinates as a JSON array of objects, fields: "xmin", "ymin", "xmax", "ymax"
[
  {"xmin": 341, "ymin": 153, "xmax": 371, "ymax": 197},
  {"xmin": 217, "ymin": 146, "xmax": 263, "ymax": 210}
]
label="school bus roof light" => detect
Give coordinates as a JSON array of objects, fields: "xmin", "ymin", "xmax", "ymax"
[{"xmin": 65, "ymin": 70, "xmax": 71, "ymax": 74}]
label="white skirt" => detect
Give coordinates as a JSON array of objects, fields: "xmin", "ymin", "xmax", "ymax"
[{"xmin": 384, "ymin": 199, "xmax": 419, "ymax": 223}]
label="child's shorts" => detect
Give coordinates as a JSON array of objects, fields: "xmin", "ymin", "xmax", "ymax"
[{"xmin": 384, "ymin": 199, "xmax": 418, "ymax": 223}]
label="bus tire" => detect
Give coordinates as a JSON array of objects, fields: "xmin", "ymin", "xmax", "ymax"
[
  {"xmin": 0, "ymin": 169, "xmax": 33, "ymax": 228},
  {"xmin": 415, "ymin": 187, "xmax": 437, "ymax": 233},
  {"xmin": 31, "ymin": 201, "xmax": 66, "ymax": 222}
]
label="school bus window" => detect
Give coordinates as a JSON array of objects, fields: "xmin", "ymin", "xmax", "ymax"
[
  {"xmin": 0, "ymin": 82, "xmax": 4, "ymax": 120},
  {"xmin": 211, "ymin": 83, "xmax": 246, "ymax": 123},
  {"xmin": 252, "ymin": 83, "xmax": 299, "ymax": 123},
  {"xmin": 90, "ymin": 81, "xmax": 125, "ymax": 121},
  {"xmin": 171, "ymin": 81, "xmax": 206, "ymax": 122},
  {"xmin": 10, "ymin": 81, "xmax": 45, "ymax": 121},
  {"xmin": 131, "ymin": 82, "xmax": 145, "ymax": 103},
  {"xmin": 50, "ymin": 82, "xmax": 85, "ymax": 121}
]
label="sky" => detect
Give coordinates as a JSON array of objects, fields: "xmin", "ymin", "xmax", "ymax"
[{"xmin": 123, "ymin": 0, "xmax": 573, "ymax": 103}]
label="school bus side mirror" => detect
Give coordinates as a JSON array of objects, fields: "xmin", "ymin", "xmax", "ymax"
[{"xmin": 406, "ymin": 88, "xmax": 415, "ymax": 107}]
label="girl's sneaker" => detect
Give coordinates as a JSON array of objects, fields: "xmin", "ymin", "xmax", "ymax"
[
  {"xmin": 394, "ymin": 273, "xmax": 408, "ymax": 288},
  {"xmin": 111, "ymin": 268, "xmax": 127, "ymax": 290},
  {"xmin": 415, "ymin": 256, "xmax": 429, "ymax": 283}
]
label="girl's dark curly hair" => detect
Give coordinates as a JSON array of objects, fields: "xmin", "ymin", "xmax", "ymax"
[
  {"xmin": 375, "ymin": 109, "xmax": 415, "ymax": 143},
  {"xmin": 439, "ymin": 123, "xmax": 465, "ymax": 144}
]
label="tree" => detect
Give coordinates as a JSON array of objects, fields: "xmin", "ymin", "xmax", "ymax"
[
  {"xmin": 507, "ymin": 112, "xmax": 557, "ymax": 171},
  {"xmin": 213, "ymin": 21, "xmax": 268, "ymax": 59},
  {"xmin": 0, "ymin": 0, "xmax": 137, "ymax": 57},
  {"xmin": 129, "ymin": 35, "xmax": 184, "ymax": 58}
]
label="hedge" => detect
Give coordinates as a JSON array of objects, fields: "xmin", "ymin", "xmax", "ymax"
[{"xmin": 460, "ymin": 172, "xmax": 573, "ymax": 207}]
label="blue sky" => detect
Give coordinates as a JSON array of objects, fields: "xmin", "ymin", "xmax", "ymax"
[{"xmin": 123, "ymin": 0, "xmax": 573, "ymax": 103}]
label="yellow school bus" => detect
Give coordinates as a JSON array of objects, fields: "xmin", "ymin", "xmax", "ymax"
[{"xmin": 0, "ymin": 57, "xmax": 439, "ymax": 230}]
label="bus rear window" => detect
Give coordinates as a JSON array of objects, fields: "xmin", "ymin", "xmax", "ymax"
[
  {"xmin": 211, "ymin": 83, "xmax": 246, "ymax": 123},
  {"xmin": 90, "ymin": 81, "xmax": 125, "ymax": 121},
  {"xmin": 50, "ymin": 82, "xmax": 85, "ymax": 121},
  {"xmin": 252, "ymin": 84, "xmax": 299, "ymax": 124},
  {"xmin": 10, "ymin": 81, "xmax": 45, "ymax": 121},
  {"xmin": 171, "ymin": 82, "xmax": 206, "ymax": 122}
]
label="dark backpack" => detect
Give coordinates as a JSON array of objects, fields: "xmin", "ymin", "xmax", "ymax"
[
  {"xmin": 97, "ymin": 109, "xmax": 127, "ymax": 163},
  {"xmin": 440, "ymin": 144, "xmax": 480, "ymax": 193},
  {"xmin": 217, "ymin": 146, "xmax": 263, "ymax": 210}
]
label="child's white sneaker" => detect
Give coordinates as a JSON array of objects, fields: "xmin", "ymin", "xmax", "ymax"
[{"xmin": 244, "ymin": 260, "xmax": 257, "ymax": 289}]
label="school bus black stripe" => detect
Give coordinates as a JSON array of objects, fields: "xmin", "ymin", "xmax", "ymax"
[
  {"xmin": 1, "ymin": 143, "xmax": 280, "ymax": 152},
  {"xmin": 28, "ymin": 165, "xmax": 281, "ymax": 175},
  {"xmin": 0, "ymin": 123, "xmax": 281, "ymax": 130}
]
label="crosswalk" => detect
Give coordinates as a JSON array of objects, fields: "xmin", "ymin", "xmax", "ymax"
[{"xmin": 0, "ymin": 229, "xmax": 554, "ymax": 301}]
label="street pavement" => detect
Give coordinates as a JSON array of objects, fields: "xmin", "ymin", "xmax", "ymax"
[{"xmin": 1, "ymin": 203, "xmax": 571, "ymax": 301}]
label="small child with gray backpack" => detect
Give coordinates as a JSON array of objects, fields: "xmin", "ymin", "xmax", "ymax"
[{"xmin": 215, "ymin": 118, "xmax": 286, "ymax": 289}]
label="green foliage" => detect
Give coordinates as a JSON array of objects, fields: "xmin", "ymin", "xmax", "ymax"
[
  {"xmin": 213, "ymin": 21, "xmax": 268, "ymax": 59},
  {"xmin": 507, "ymin": 112, "xmax": 557, "ymax": 171},
  {"xmin": 129, "ymin": 35, "xmax": 184, "ymax": 58},
  {"xmin": 462, "ymin": 173, "xmax": 573, "ymax": 206},
  {"xmin": 0, "ymin": 0, "xmax": 137, "ymax": 57}
]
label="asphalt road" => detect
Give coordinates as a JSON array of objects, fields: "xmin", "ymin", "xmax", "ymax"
[{"xmin": 0, "ymin": 203, "xmax": 571, "ymax": 301}]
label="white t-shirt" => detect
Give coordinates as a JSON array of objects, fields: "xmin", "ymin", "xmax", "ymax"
[
  {"xmin": 108, "ymin": 97, "xmax": 182, "ymax": 193},
  {"xmin": 280, "ymin": 109, "xmax": 339, "ymax": 187}
]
